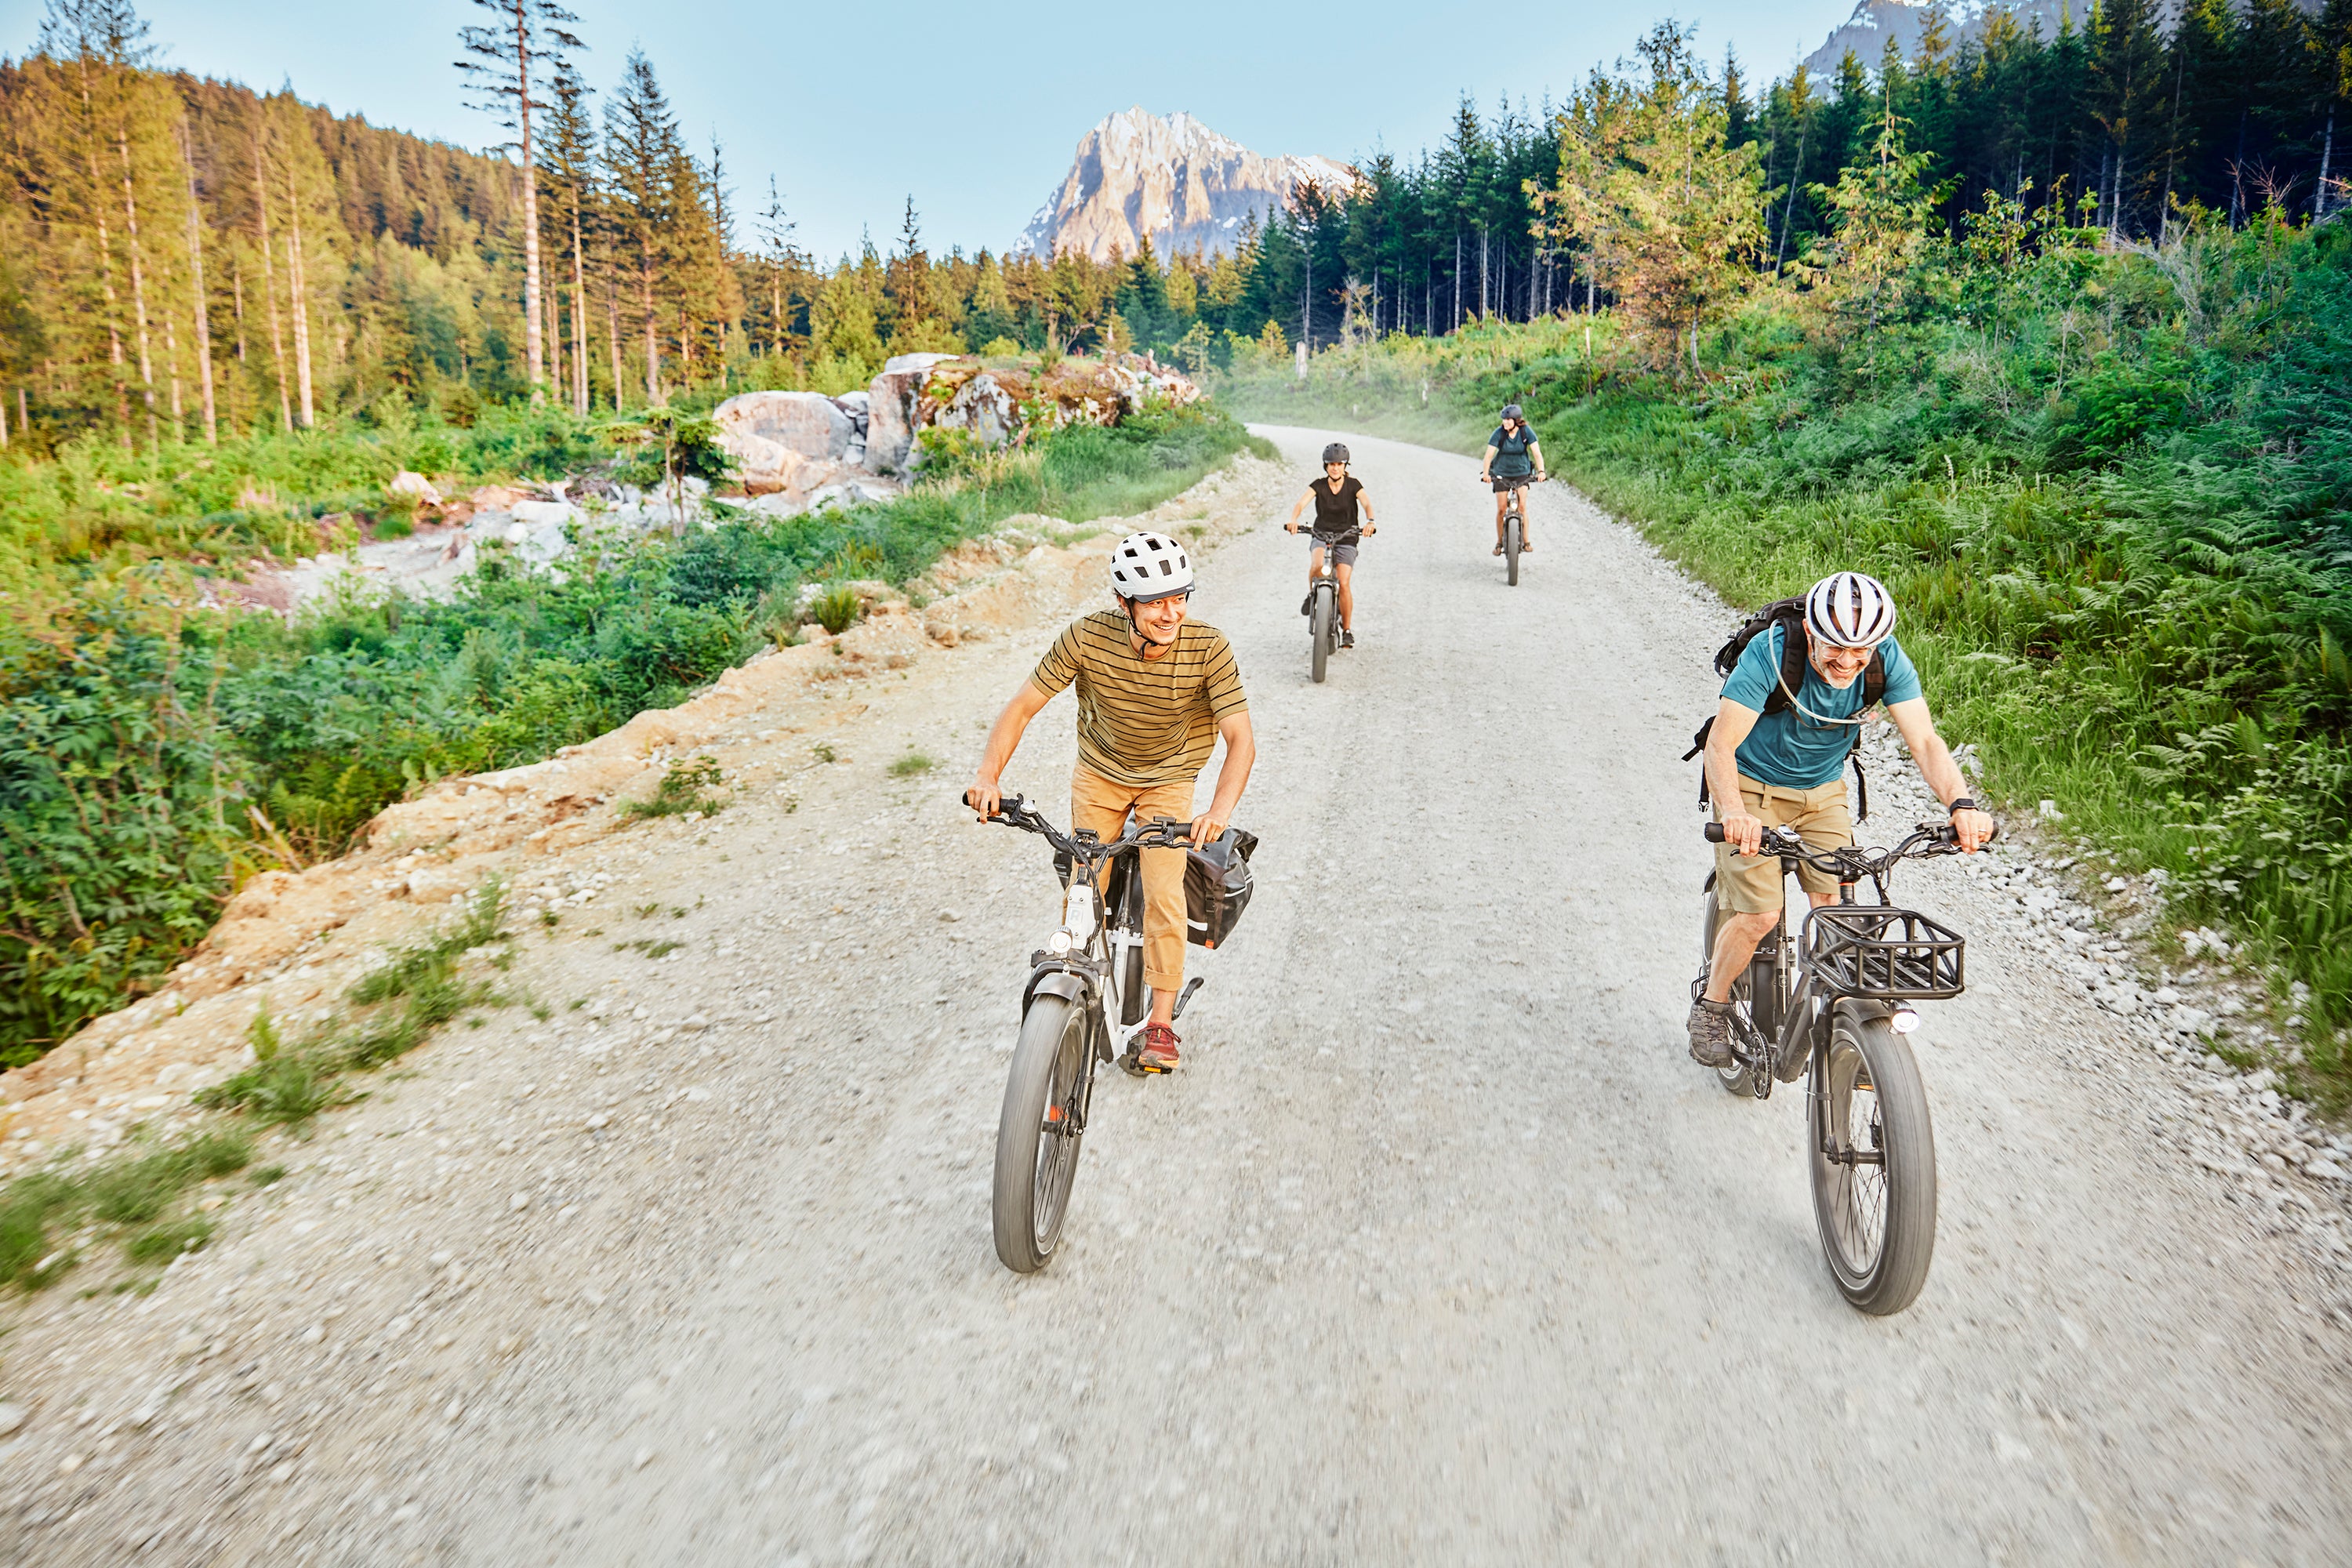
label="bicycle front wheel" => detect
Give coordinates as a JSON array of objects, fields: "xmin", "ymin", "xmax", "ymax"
[
  {"xmin": 993, "ymin": 995, "xmax": 1091, "ymax": 1273},
  {"xmin": 1809, "ymin": 1004, "xmax": 1938, "ymax": 1314},
  {"xmin": 1504, "ymin": 511, "xmax": 1522, "ymax": 586},
  {"xmin": 1310, "ymin": 590, "xmax": 1332, "ymax": 683}
]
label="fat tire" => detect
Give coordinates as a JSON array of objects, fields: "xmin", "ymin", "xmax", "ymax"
[
  {"xmin": 1310, "ymin": 590, "xmax": 1332, "ymax": 684},
  {"xmin": 1504, "ymin": 511, "xmax": 1522, "ymax": 586},
  {"xmin": 993, "ymin": 996, "xmax": 1088, "ymax": 1273},
  {"xmin": 1809, "ymin": 1004, "xmax": 1937, "ymax": 1315}
]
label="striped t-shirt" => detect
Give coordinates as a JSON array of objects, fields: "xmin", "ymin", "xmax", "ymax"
[{"xmin": 1029, "ymin": 611, "xmax": 1248, "ymax": 787}]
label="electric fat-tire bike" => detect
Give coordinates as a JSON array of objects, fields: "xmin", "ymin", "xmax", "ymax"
[
  {"xmin": 969, "ymin": 793, "xmax": 1203, "ymax": 1274},
  {"xmin": 1296, "ymin": 528, "xmax": 1359, "ymax": 684},
  {"xmin": 1695, "ymin": 818, "xmax": 1989, "ymax": 1315},
  {"xmin": 1489, "ymin": 477, "xmax": 1530, "ymax": 586}
]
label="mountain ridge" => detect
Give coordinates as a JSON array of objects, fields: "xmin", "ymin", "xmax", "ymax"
[{"xmin": 1013, "ymin": 107, "xmax": 1354, "ymax": 262}]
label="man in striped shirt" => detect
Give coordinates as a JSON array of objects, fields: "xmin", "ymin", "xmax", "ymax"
[{"xmin": 965, "ymin": 532, "xmax": 1255, "ymax": 1073}]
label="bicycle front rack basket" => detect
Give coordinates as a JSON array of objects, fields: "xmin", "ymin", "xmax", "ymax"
[{"xmin": 1804, "ymin": 906, "xmax": 1966, "ymax": 1000}]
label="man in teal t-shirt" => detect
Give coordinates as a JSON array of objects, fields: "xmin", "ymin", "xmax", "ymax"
[{"xmin": 1688, "ymin": 572, "xmax": 1996, "ymax": 1070}]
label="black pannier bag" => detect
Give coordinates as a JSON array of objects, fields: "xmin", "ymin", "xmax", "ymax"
[{"xmin": 1184, "ymin": 827, "xmax": 1258, "ymax": 949}]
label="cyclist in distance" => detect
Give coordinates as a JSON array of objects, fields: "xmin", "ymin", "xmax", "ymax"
[
  {"xmin": 1689, "ymin": 572, "xmax": 1996, "ymax": 1068},
  {"xmin": 1479, "ymin": 404, "xmax": 1547, "ymax": 555},
  {"xmin": 1284, "ymin": 441, "xmax": 1378, "ymax": 648},
  {"xmin": 965, "ymin": 532, "xmax": 1256, "ymax": 1075}
]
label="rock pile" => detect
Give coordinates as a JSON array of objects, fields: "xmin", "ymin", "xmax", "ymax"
[{"xmin": 710, "ymin": 350, "xmax": 1200, "ymax": 503}]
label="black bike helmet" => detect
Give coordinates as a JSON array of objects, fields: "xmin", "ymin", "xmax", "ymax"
[
  {"xmin": 1500, "ymin": 404, "xmax": 1523, "ymax": 421},
  {"xmin": 1321, "ymin": 442, "xmax": 1350, "ymax": 465}
]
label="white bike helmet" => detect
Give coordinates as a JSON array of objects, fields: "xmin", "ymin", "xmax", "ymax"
[
  {"xmin": 1109, "ymin": 532, "xmax": 1195, "ymax": 603},
  {"xmin": 1806, "ymin": 571, "xmax": 1897, "ymax": 648}
]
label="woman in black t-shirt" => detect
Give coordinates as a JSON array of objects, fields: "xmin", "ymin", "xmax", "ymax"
[
  {"xmin": 1479, "ymin": 403, "xmax": 1547, "ymax": 555},
  {"xmin": 1284, "ymin": 441, "xmax": 1380, "ymax": 648}
]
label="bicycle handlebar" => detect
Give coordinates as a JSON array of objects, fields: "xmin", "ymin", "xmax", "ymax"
[
  {"xmin": 959, "ymin": 791, "xmax": 1192, "ymax": 858},
  {"xmin": 1704, "ymin": 817, "xmax": 1998, "ymax": 873}
]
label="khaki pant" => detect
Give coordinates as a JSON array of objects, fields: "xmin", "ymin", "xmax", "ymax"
[
  {"xmin": 1714, "ymin": 775, "xmax": 1853, "ymax": 913},
  {"xmin": 1071, "ymin": 766, "xmax": 1193, "ymax": 993}
]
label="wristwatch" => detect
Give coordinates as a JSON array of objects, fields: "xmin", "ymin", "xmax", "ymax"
[{"xmin": 1947, "ymin": 797, "xmax": 1980, "ymax": 815}]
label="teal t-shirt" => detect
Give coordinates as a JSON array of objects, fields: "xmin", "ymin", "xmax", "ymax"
[{"xmin": 1722, "ymin": 626, "xmax": 1922, "ymax": 788}]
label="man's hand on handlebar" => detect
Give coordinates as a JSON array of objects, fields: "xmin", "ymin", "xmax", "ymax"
[
  {"xmin": 1951, "ymin": 806, "xmax": 1995, "ymax": 853},
  {"xmin": 1189, "ymin": 811, "xmax": 1229, "ymax": 851},
  {"xmin": 964, "ymin": 778, "xmax": 1003, "ymax": 821},
  {"xmin": 1719, "ymin": 808, "xmax": 1767, "ymax": 857}
]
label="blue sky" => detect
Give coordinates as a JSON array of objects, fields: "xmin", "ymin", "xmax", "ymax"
[{"xmin": 1, "ymin": 0, "xmax": 1860, "ymax": 259}]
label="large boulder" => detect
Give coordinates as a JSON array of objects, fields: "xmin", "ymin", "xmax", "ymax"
[
  {"xmin": 926, "ymin": 371, "xmax": 1018, "ymax": 449},
  {"xmin": 865, "ymin": 354, "xmax": 964, "ymax": 474},
  {"xmin": 713, "ymin": 391, "xmax": 856, "ymax": 492}
]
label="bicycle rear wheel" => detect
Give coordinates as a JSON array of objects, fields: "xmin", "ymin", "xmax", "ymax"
[
  {"xmin": 1109, "ymin": 862, "xmax": 1147, "ymax": 1029},
  {"xmin": 1504, "ymin": 510, "xmax": 1522, "ymax": 586},
  {"xmin": 993, "ymin": 995, "xmax": 1090, "ymax": 1273},
  {"xmin": 1310, "ymin": 588, "xmax": 1333, "ymax": 683},
  {"xmin": 1809, "ymin": 1004, "xmax": 1938, "ymax": 1314}
]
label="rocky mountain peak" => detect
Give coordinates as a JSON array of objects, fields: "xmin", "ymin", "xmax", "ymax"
[
  {"xmin": 1014, "ymin": 107, "xmax": 1355, "ymax": 263},
  {"xmin": 1803, "ymin": 0, "xmax": 2059, "ymax": 77}
]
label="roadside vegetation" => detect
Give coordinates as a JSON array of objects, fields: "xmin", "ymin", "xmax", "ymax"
[
  {"xmin": 1224, "ymin": 207, "xmax": 2352, "ymax": 1100},
  {"xmin": 1, "ymin": 397, "xmax": 1260, "ymax": 1068},
  {"xmin": 0, "ymin": 880, "xmax": 514, "ymax": 1293}
]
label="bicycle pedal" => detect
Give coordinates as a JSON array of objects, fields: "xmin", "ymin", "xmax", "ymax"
[{"xmin": 1119, "ymin": 1049, "xmax": 1170, "ymax": 1076}]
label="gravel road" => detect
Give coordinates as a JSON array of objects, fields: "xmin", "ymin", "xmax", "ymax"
[{"xmin": 9, "ymin": 427, "xmax": 2350, "ymax": 1565}]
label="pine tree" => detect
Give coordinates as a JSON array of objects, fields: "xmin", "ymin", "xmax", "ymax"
[
  {"xmin": 457, "ymin": 0, "xmax": 583, "ymax": 402},
  {"xmin": 539, "ymin": 54, "xmax": 594, "ymax": 412},
  {"xmin": 601, "ymin": 49, "xmax": 681, "ymax": 403}
]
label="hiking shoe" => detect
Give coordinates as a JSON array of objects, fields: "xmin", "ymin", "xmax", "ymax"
[
  {"xmin": 1300, "ymin": 592, "xmax": 1314, "ymax": 617},
  {"xmin": 1686, "ymin": 998, "xmax": 1737, "ymax": 1069},
  {"xmin": 1341, "ymin": 629, "xmax": 1355, "ymax": 649},
  {"xmin": 1135, "ymin": 1022, "xmax": 1181, "ymax": 1073}
]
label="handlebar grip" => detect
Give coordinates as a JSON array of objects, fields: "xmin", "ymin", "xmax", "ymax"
[{"xmin": 1704, "ymin": 822, "xmax": 1727, "ymax": 844}]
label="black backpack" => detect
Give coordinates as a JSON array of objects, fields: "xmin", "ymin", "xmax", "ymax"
[{"xmin": 1682, "ymin": 598, "xmax": 1886, "ymax": 821}]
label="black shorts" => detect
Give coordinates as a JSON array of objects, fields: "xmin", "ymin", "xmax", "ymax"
[{"xmin": 1491, "ymin": 473, "xmax": 1534, "ymax": 493}]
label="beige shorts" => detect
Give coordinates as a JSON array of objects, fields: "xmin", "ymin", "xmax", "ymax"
[{"xmin": 1713, "ymin": 775, "xmax": 1853, "ymax": 913}]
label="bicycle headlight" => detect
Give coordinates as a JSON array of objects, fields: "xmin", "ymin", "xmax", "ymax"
[
  {"xmin": 1890, "ymin": 1007, "xmax": 1922, "ymax": 1034},
  {"xmin": 1046, "ymin": 929, "xmax": 1074, "ymax": 956}
]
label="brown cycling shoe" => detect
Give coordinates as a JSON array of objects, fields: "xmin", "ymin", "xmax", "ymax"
[
  {"xmin": 1686, "ymin": 998, "xmax": 1737, "ymax": 1069},
  {"xmin": 1133, "ymin": 1022, "xmax": 1181, "ymax": 1074}
]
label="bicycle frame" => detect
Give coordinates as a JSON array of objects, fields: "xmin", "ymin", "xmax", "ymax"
[
  {"xmin": 985, "ymin": 796, "xmax": 1190, "ymax": 1089},
  {"xmin": 1711, "ymin": 823, "xmax": 1975, "ymax": 1107}
]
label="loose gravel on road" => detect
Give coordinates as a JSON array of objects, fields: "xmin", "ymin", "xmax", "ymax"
[{"xmin": 2, "ymin": 429, "xmax": 2347, "ymax": 1566}]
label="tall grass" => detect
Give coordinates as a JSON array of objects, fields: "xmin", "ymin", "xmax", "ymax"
[{"xmin": 1225, "ymin": 214, "xmax": 2352, "ymax": 1098}]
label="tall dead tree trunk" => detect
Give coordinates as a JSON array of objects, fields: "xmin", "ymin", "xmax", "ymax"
[
  {"xmin": 253, "ymin": 132, "xmax": 292, "ymax": 431},
  {"xmin": 284, "ymin": 160, "xmax": 314, "ymax": 428},
  {"xmin": 180, "ymin": 126, "xmax": 216, "ymax": 443}
]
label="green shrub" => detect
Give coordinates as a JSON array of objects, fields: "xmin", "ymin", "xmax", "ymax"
[
  {"xmin": 0, "ymin": 608, "xmax": 245, "ymax": 1065},
  {"xmin": 807, "ymin": 585, "xmax": 863, "ymax": 635}
]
